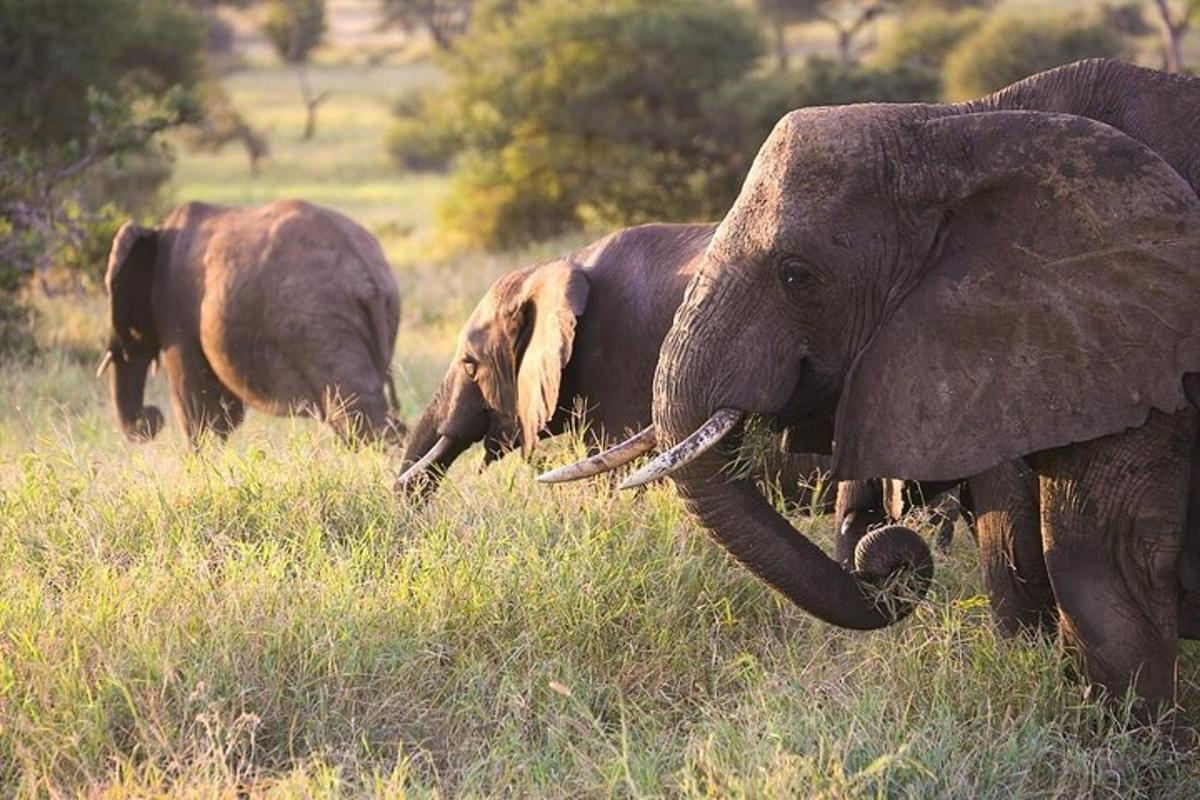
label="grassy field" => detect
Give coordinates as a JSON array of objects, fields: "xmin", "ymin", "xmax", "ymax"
[{"xmin": 5, "ymin": 25, "xmax": 1200, "ymax": 799}]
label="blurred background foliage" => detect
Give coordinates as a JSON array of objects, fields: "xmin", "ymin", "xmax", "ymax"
[{"xmin": 1, "ymin": 0, "xmax": 1198, "ymax": 351}]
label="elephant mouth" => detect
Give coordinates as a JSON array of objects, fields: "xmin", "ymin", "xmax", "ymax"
[{"xmin": 537, "ymin": 361, "xmax": 828, "ymax": 489}]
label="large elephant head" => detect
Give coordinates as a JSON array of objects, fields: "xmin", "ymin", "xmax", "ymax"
[
  {"xmin": 397, "ymin": 259, "xmax": 589, "ymax": 494},
  {"xmin": 98, "ymin": 221, "xmax": 164, "ymax": 442},
  {"xmin": 620, "ymin": 107, "xmax": 1200, "ymax": 630}
]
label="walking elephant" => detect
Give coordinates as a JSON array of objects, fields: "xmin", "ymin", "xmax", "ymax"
[
  {"xmin": 396, "ymin": 223, "xmax": 830, "ymax": 503},
  {"xmin": 548, "ymin": 104, "xmax": 1200, "ymax": 715},
  {"xmin": 98, "ymin": 200, "xmax": 403, "ymax": 446}
]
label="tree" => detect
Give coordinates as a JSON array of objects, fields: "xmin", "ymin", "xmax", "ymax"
[
  {"xmin": 380, "ymin": 0, "xmax": 473, "ymax": 50},
  {"xmin": 0, "ymin": 0, "xmax": 204, "ymax": 149},
  {"xmin": 870, "ymin": 7, "xmax": 985, "ymax": 73},
  {"xmin": 755, "ymin": 1, "xmax": 893, "ymax": 68},
  {"xmin": 1148, "ymin": 0, "xmax": 1200, "ymax": 72},
  {"xmin": 264, "ymin": 0, "xmax": 328, "ymax": 139},
  {"xmin": 0, "ymin": 0, "xmax": 205, "ymax": 343},
  {"xmin": 436, "ymin": 0, "xmax": 770, "ymax": 249},
  {"xmin": 943, "ymin": 12, "xmax": 1125, "ymax": 100}
]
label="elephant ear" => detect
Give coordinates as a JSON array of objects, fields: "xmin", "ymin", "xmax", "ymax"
[
  {"xmin": 514, "ymin": 260, "xmax": 590, "ymax": 455},
  {"xmin": 105, "ymin": 221, "xmax": 158, "ymax": 344},
  {"xmin": 832, "ymin": 111, "xmax": 1200, "ymax": 481}
]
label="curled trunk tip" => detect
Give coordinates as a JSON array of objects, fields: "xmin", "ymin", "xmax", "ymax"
[{"xmin": 853, "ymin": 524, "xmax": 934, "ymax": 623}]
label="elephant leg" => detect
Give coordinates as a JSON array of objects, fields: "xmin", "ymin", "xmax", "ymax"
[
  {"xmin": 163, "ymin": 343, "xmax": 245, "ymax": 445},
  {"xmin": 968, "ymin": 460, "xmax": 1056, "ymax": 638},
  {"xmin": 901, "ymin": 480, "xmax": 962, "ymax": 554},
  {"xmin": 929, "ymin": 492, "xmax": 961, "ymax": 554},
  {"xmin": 1179, "ymin": 424, "xmax": 1200, "ymax": 639},
  {"xmin": 834, "ymin": 479, "xmax": 890, "ymax": 568},
  {"xmin": 1036, "ymin": 409, "xmax": 1194, "ymax": 717}
]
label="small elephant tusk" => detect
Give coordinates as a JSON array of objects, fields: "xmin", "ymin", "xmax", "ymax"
[
  {"xmin": 395, "ymin": 435, "xmax": 453, "ymax": 486},
  {"xmin": 95, "ymin": 350, "xmax": 114, "ymax": 379},
  {"xmin": 149, "ymin": 357, "xmax": 159, "ymax": 378},
  {"xmin": 619, "ymin": 408, "xmax": 743, "ymax": 490},
  {"xmin": 537, "ymin": 425, "xmax": 658, "ymax": 484}
]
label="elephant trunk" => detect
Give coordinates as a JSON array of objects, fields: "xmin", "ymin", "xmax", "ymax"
[
  {"xmin": 395, "ymin": 397, "xmax": 472, "ymax": 497},
  {"xmin": 652, "ymin": 299, "xmax": 932, "ymax": 630},
  {"xmin": 110, "ymin": 350, "xmax": 162, "ymax": 442}
]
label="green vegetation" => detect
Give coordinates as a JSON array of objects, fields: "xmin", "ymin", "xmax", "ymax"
[
  {"xmin": 943, "ymin": 11, "xmax": 1126, "ymax": 100},
  {"xmin": 4, "ymin": 421, "xmax": 1199, "ymax": 796},
  {"xmin": 432, "ymin": 0, "xmax": 770, "ymax": 249},
  {"xmin": 0, "ymin": 0, "xmax": 207, "ymax": 354}
]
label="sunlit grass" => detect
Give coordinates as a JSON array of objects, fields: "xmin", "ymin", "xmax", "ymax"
[{"xmin": 3, "ymin": 418, "xmax": 1200, "ymax": 796}]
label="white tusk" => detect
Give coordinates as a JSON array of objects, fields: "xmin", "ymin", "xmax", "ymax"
[
  {"xmin": 395, "ymin": 436, "xmax": 453, "ymax": 485},
  {"xmin": 537, "ymin": 426, "xmax": 658, "ymax": 484},
  {"xmin": 95, "ymin": 350, "xmax": 114, "ymax": 379},
  {"xmin": 149, "ymin": 357, "xmax": 159, "ymax": 378},
  {"xmin": 619, "ymin": 408, "xmax": 743, "ymax": 490}
]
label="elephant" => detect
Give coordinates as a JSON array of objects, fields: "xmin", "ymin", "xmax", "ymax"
[
  {"xmin": 823, "ymin": 58, "xmax": 1200, "ymax": 636},
  {"xmin": 546, "ymin": 103, "xmax": 1200, "ymax": 715},
  {"xmin": 395, "ymin": 222, "xmax": 831, "ymax": 505},
  {"xmin": 97, "ymin": 199, "xmax": 403, "ymax": 446}
]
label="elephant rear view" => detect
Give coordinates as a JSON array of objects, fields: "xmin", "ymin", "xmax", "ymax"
[{"xmin": 98, "ymin": 200, "xmax": 403, "ymax": 445}]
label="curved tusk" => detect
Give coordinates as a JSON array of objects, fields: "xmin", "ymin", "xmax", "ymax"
[
  {"xmin": 537, "ymin": 426, "xmax": 658, "ymax": 484},
  {"xmin": 395, "ymin": 435, "xmax": 453, "ymax": 485},
  {"xmin": 95, "ymin": 349, "xmax": 114, "ymax": 379},
  {"xmin": 620, "ymin": 408, "xmax": 743, "ymax": 490}
]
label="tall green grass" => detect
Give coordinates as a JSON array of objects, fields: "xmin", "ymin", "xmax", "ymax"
[{"xmin": 3, "ymin": 427, "xmax": 1198, "ymax": 796}]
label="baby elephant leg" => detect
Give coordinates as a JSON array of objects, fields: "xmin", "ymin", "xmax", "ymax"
[
  {"xmin": 969, "ymin": 460, "xmax": 1056, "ymax": 637},
  {"xmin": 1036, "ymin": 409, "xmax": 1195, "ymax": 718}
]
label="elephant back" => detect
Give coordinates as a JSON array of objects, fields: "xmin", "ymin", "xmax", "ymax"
[{"xmin": 197, "ymin": 200, "xmax": 400, "ymax": 415}]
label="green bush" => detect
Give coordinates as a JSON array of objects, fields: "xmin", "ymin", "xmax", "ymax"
[
  {"xmin": 0, "ymin": 0, "xmax": 204, "ymax": 149},
  {"xmin": 942, "ymin": 12, "xmax": 1125, "ymax": 100},
  {"xmin": 436, "ymin": 0, "xmax": 769, "ymax": 250},
  {"xmin": 385, "ymin": 89, "xmax": 460, "ymax": 172},
  {"xmin": 791, "ymin": 56, "xmax": 942, "ymax": 107},
  {"xmin": 0, "ymin": 292, "xmax": 37, "ymax": 361},
  {"xmin": 871, "ymin": 9, "xmax": 985, "ymax": 73},
  {"xmin": 0, "ymin": 0, "xmax": 204, "ymax": 308},
  {"xmin": 263, "ymin": 0, "xmax": 326, "ymax": 63}
]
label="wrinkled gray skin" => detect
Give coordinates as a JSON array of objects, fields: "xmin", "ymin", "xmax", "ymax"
[
  {"xmin": 399, "ymin": 222, "xmax": 829, "ymax": 500},
  {"xmin": 652, "ymin": 95, "xmax": 1200, "ymax": 717},
  {"xmin": 101, "ymin": 200, "xmax": 403, "ymax": 445},
  {"xmin": 829, "ymin": 59, "xmax": 1200, "ymax": 639}
]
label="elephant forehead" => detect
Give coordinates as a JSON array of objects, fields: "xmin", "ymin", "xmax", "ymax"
[{"xmin": 713, "ymin": 106, "xmax": 894, "ymax": 260}]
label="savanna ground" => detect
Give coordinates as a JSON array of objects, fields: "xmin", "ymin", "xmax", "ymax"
[{"xmin": 5, "ymin": 4, "xmax": 1200, "ymax": 797}]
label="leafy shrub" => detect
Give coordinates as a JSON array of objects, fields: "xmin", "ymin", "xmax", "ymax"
[
  {"xmin": 0, "ymin": 0, "xmax": 204, "ymax": 304},
  {"xmin": 790, "ymin": 56, "xmax": 942, "ymax": 107},
  {"xmin": 942, "ymin": 12, "xmax": 1125, "ymax": 100},
  {"xmin": 385, "ymin": 89, "xmax": 460, "ymax": 172},
  {"xmin": 0, "ymin": 0, "xmax": 204, "ymax": 149},
  {"xmin": 436, "ymin": 0, "xmax": 768, "ymax": 250},
  {"xmin": 870, "ymin": 9, "xmax": 985, "ymax": 73},
  {"xmin": 263, "ymin": 0, "xmax": 326, "ymax": 63},
  {"xmin": 0, "ymin": 292, "xmax": 37, "ymax": 361}
]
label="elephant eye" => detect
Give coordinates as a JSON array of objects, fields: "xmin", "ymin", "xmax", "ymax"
[
  {"xmin": 462, "ymin": 358, "xmax": 478, "ymax": 379},
  {"xmin": 779, "ymin": 259, "xmax": 816, "ymax": 292}
]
